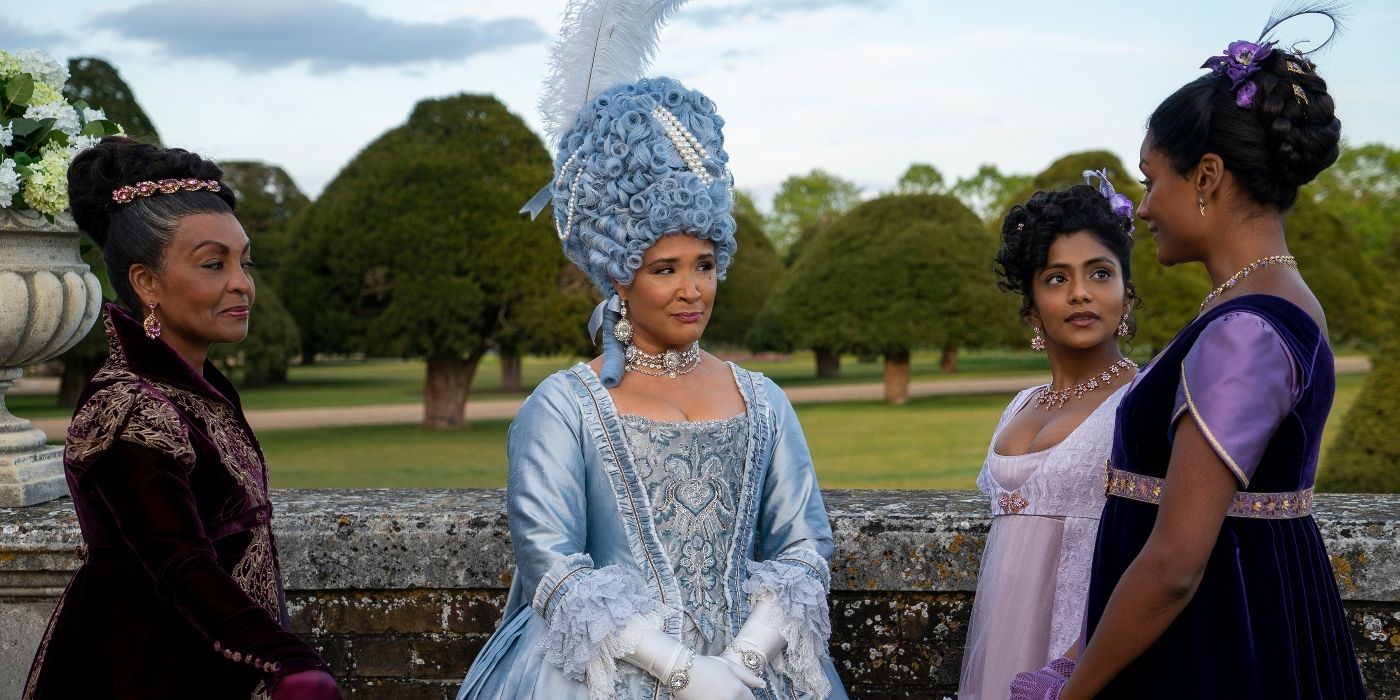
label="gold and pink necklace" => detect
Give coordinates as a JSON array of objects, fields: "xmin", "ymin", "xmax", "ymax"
[{"xmin": 1035, "ymin": 357, "xmax": 1138, "ymax": 410}]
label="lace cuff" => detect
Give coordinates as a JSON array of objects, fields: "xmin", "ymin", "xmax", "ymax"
[
  {"xmin": 533, "ymin": 555, "xmax": 663, "ymax": 698},
  {"xmin": 743, "ymin": 553, "xmax": 833, "ymax": 698}
]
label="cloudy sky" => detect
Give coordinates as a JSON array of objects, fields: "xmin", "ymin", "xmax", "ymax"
[{"xmin": 7, "ymin": 0, "xmax": 1398, "ymax": 207}]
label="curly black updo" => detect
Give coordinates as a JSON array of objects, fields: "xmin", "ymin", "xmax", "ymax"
[
  {"xmin": 995, "ymin": 184, "xmax": 1136, "ymax": 323},
  {"xmin": 67, "ymin": 136, "xmax": 237, "ymax": 311},
  {"xmin": 1148, "ymin": 50, "xmax": 1341, "ymax": 210}
]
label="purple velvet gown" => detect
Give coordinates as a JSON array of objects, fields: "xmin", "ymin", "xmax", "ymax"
[
  {"xmin": 1085, "ymin": 295, "xmax": 1367, "ymax": 698},
  {"xmin": 23, "ymin": 305, "xmax": 331, "ymax": 699}
]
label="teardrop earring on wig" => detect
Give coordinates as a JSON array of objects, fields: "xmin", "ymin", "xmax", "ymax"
[
  {"xmin": 1117, "ymin": 313, "xmax": 1130, "ymax": 337},
  {"xmin": 614, "ymin": 299, "xmax": 633, "ymax": 344},
  {"xmin": 1030, "ymin": 326, "xmax": 1046, "ymax": 352},
  {"xmin": 1198, "ymin": 196, "xmax": 1206, "ymax": 216},
  {"xmin": 143, "ymin": 302, "xmax": 162, "ymax": 340}
]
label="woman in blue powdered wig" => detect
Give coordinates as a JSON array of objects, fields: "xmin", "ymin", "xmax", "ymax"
[
  {"xmin": 1011, "ymin": 4, "xmax": 1366, "ymax": 698},
  {"xmin": 455, "ymin": 3, "xmax": 845, "ymax": 699}
]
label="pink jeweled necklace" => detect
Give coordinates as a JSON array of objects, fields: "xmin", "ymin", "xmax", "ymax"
[{"xmin": 1035, "ymin": 357, "xmax": 1138, "ymax": 410}]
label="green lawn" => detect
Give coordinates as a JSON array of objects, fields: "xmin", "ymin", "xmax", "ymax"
[
  {"xmin": 261, "ymin": 372, "xmax": 1365, "ymax": 490},
  {"xmin": 10, "ymin": 350, "xmax": 1049, "ymax": 418}
]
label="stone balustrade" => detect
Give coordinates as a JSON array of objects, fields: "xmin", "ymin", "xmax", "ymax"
[{"xmin": 3, "ymin": 489, "xmax": 1398, "ymax": 698}]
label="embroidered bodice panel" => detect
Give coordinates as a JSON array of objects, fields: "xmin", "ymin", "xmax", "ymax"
[
  {"xmin": 622, "ymin": 413, "xmax": 750, "ymax": 653},
  {"xmin": 976, "ymin": 384, "xmax": 1126, "ymax": 520}
]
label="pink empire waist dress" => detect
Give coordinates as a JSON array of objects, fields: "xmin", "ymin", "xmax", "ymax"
[{"xmin": 957, "ymin": 383, "xmax": 1126, "ymax": 700}]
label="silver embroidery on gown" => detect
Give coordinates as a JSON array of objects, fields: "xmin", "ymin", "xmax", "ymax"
[{"xmin": 622, "ymin": 413, "xmax": 749, "ymax": 655}]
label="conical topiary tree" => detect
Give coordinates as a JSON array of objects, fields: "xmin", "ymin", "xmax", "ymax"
[
  {"xmin": 705, "ymin": 209, "xmax": 783, "ymax": 349},
  {"xmin": 757, "ymin": 193, "xmax": 1005, "ymax": 404},
  {"xmin": 1319, "ymin": 335, "xmax": 1400, "ymax": 493},
  {"xmin": 283, "ymin": 94, "xmax": 577, "ymax": 428}
]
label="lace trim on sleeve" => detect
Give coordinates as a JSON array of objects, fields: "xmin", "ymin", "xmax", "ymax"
[
  {"xmin": 533, "ymin": 556, "xmax": 663, "ymax": 698},
  {"xmin": 743, "ymin": 555, "xmax": 833, "ymax": 698}
]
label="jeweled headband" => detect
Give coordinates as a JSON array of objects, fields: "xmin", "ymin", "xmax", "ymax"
[{"xmin": 111, "ymin": 178, "xmax": 221, "ymax": 205}]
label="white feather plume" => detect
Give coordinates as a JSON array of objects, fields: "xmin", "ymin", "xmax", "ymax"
[{"xmin": 538, "ymin": 0, "xmax": 690, "ymax": 147}]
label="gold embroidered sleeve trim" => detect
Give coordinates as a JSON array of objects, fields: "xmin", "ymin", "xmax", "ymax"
[{"xmin": 65, "ymin": 383, "xmax": 196, "ymax": 470}]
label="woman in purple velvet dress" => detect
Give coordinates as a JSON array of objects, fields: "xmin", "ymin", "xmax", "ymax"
[
  {"xmin": 1010, "ymin": 7, "xmax": 1367, "ymax": 700},
  {"xmin": 23, "ymin": 137, "xmax": 338, "ymax": 699}
]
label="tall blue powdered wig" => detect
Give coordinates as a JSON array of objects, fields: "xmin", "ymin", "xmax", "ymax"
[{"xmin": 528, "ymin": 1, "xmax": 736, "ymax": 387}]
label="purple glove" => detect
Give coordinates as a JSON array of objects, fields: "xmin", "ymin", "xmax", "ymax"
[
  {"xmin": 271, "ymin": 669, "xmax": 340, "ymax": 700},
  {"xmin": 1009, "ymin": 656, "xmax": 1075, "ymax": 700}
]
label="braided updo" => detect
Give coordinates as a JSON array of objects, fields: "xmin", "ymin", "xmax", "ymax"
[
  {"xmin": 67, "ymin": 136, "xmax": 236, "ymax": 311},
  {"xmin": 1148, "ymin": 50, "xmax": 1341, "ymax": 210}
]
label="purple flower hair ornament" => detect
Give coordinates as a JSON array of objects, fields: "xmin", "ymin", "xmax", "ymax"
[
  {"xmin": 1201, "ymin": 39, "xmax": 1277, "ymax": 108},
  {"xmin": 1082, "ymin": 169, "xmax": 1134, "ymax": 221}
]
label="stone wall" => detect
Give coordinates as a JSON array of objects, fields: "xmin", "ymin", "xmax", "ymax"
[{"xmin": 3, "ymin": 489, "xmax": 1398, "ymax": 698}]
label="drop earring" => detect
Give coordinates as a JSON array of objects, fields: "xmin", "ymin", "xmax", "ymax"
[
  {"xmin": 1198, "ymin": 196, "xmax": 1206, "ymax": 216},
  {"xmin": 1117, "ymin": 313, "xmax": 1130, "ymax": 337},
  {"xmin": 1031, "ymin": 326, "xmax": 1046, "ymax": 351},
  {"xmin": 613, "ymin": 299, "xmax": 633, "ymax": 344},
  {"xmin": 143, "ymin": 302, "xmax": 162, "ymax": 340}
]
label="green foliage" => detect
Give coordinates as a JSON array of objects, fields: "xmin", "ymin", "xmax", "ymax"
[
  {"xmin": 767, "ymin": 169, "xmax": 861, "ymax": 253},
  {"xmin": 733, "ymin": 189, "xmax": 763, "ymax": 223},
  {"xmin": 1305, "ymin": 142, "xmax": 1400, "ymax": 262},
  {"xmin": 202, "ymin": 162, "xmax": 312, "ymax": 385},
  {"xmin": 707, "ymin": 209, "xmax": 783, "ymax": 347},
  {"xmin": 1286, "ymin": 197, "xmax": 1384, "ymax": 347},
  {"xmin": 950, "ymin": 164, "xmax": 1032, "ymax": 222},
  {"xmin": 1320, "ymin": 336, "xmax": 1400, "ymax": 493},
  {"xmin": 758, "ymin": 193, "xmax": 1006, "ymax": 357},
  {"xmin": 220, "ymin": 161, "xmax": 309, "ymax": 275},
  {"xmin": 1006, "ymin": 151, "xmax": 1209, "ymax": 353},
  {"xmin": 894, "ymin": 163, "xmax": 946, "ymax": 195},
  {"xmin": 212, "ymin": 283, "xmax": 301, "ymax": 387},
  {"xmin": 62, "ymin": 57, "xmax": 160, "ymax": 144},
  {"xmin": 495, "ymin": 262, "xmax": 597, "ymax": 359},
  {"xmin": 283, "ymin": 93, "xmax": 569, "ymax": 365}
]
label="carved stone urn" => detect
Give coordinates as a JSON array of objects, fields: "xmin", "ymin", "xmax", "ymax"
[{"xmin": 0, "ymin": 208, "xmax": 102, "ymax": 506}]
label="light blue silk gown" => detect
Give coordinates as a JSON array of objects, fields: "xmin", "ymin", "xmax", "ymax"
[{"xmin": 457, "ymin": 362, "xmax": 847, "ymax": 699}]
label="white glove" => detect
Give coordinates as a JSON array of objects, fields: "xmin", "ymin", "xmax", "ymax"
[
  {"xmin": 720, "ymin": 598, "xmax": 788, "ymax": 679},
  {"xmin": 624, "ymin": 628, "xmax": 763, "ymax": 699}
]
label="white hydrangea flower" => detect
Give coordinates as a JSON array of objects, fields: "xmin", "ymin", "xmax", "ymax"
[
  {"xmin": 67, "ymin": 134, "xmax": 99, "ymax": 157},
  {"xmin": 23, "ymin": 102, "xmax": 81, "ymax": 137},
  {"xmin": 21, "ymin": 148, "xmax": 70, "ymax": 216},
  {"xmin": 0, "ymin": 123, "xmax": 12, "ymax": 148},
  {"xmin": 0, "ymin": 50, "xmax": 20, "ymax": 80},
  {"xmin": 0, "ymin": 158, "xmax": 20, "ymax": 209},
  {"xmin": 15, "ymin": 49, "xmax": 69, "ymax": 90},
  {"xmin": 82, "ymin": 107, "xmax": 108, "ymax": 124}
]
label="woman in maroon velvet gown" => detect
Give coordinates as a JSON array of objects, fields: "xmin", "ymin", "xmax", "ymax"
[{"xmin": 23, "ymin": 136, "xmax": 338, "ymax": 699}]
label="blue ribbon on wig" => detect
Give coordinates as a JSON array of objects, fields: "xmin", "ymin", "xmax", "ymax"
[
  {"xmin": 587, "ymin": 294, "xmax": 625, "ymax": 387},
  {"xmin": 520, "ymin": 182, "xmax": 553, "ymax": 220}
]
